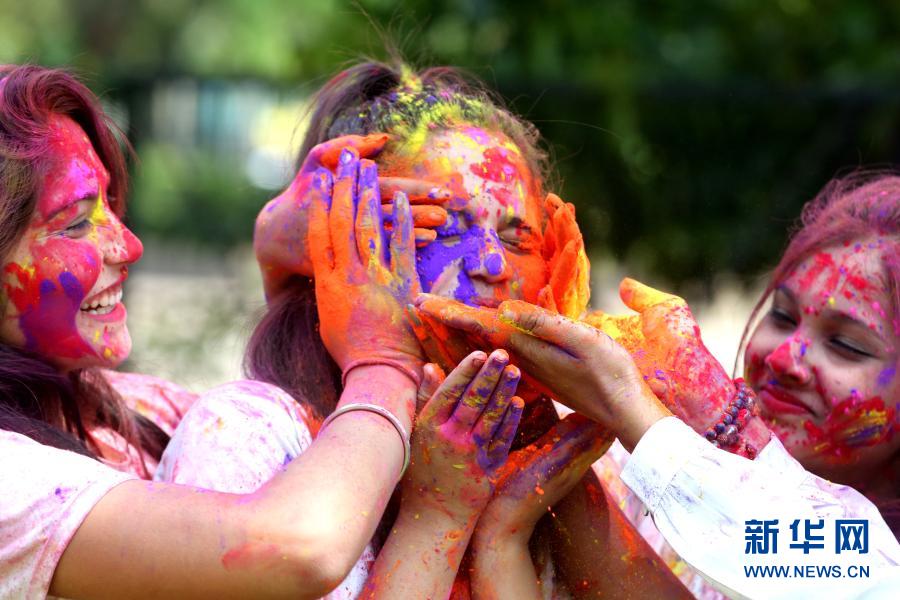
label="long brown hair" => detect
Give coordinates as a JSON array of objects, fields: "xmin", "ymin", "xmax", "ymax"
[
  {"xmin": 244, "ymin": 59, "xmax": 548, "ymax": 420},
  {"xmin": 0, "ymin": 65, "xmax": 166, "ymax": 468}
]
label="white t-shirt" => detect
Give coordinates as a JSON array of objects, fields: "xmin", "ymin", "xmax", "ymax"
[
  {"xmin": 0, "ymin": 371, "xmax": 197, "ymax": 599},
  {"xmin": 155, "ymin": 380, "xmax": 377, "ymax": 600},
  {"xmin": 0, "ymin": 430, "xmax": 137, "ymax": 599}
]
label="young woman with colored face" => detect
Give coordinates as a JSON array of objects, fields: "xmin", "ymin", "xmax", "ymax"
[
  {"xmin": 418, "ymin": 173, "xmax": 900, "ymax": 596},
  {"xmin": 252, "ymin": 61, "xmax": 690, "ymax": 599},
  {"xmin": 0, "ymin": 64, "xmax": 516, "ymax": 600}
]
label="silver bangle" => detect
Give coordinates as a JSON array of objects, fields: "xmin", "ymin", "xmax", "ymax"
[{"xmin": 320, "ymin": 403, "xmax": 411, "ymax": 479}]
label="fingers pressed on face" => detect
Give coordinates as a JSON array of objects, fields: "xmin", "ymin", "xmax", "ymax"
[
  {"xmin": 419, "ymin": 351, "xmax": 487, "ymax": 425},
  {"xmin": 389, "ymin": 191, "xmax": 416, "ymax": 280},
  {"xmin": 354, "ymin": 160, "xmax": 386, "ymax": 267},
  {"xmin": 383, "ymin": 203, "xmax": 449, "ymax": 228},
  {"xmin": 550, "ymin": 240, "xmax": 579, "ymax": 299},
  {"xmin": 308, "ymin": 134, "xmax": 389, "ymax": 173},
  {"xmin": 450, "ymin": 349, "xmax": 510, "ymax": 432},
  {"xmin": 307, "ymin": 169, "xmax": 335, "ymax": 271},
  {"xmin": 472, "ymin": 365, "xmax": 520, "ymax": 443},
  {"xmin": 537, "ymin": 285, "xmax": 559, "ymax": 313},
  {"xmin": 544, "ymin": 193, "xmax": 565, "ymax": 214},
  {"xmin": 554, "ymin": 201, "xmax": 580, "ymax": 245},
  {"xmin": 414, "ymin": 228, "xmax": 438, "ymax": 247},
  {"xmin": 331, "ymin": 148, "xmax": 360, "ymax": 269},
  {"xmin": 413, "ymin": 293, "xmax": 510, "ymax": 347},
  {"xmin": 378, "ymin": 177, "xmax": 453, "ymax": 205}
]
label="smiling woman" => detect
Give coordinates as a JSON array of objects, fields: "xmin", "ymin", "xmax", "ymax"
[
  {"xmin": 1, "ymin": 115, "xmax": 142, "ymax": 367},
  {"xmin": 0, "ymin": 65, "xmax": 162, "ymax": 465},
  {"xmin": 0, "ymin": 64, "xmax": 440, "ymax": 600},
  {"xmin": 742, "ymin": 173, "xmax": 900, "ymax": 494}
]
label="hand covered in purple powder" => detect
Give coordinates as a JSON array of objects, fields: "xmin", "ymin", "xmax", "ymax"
[
  {"xmin": 254, "ymin": 133, "xmax": 450, "ymax": 298},
  {"xmin": 475, "ymin": 414, "xmax": 612, "ymax": 543},
  {"xmin": 402, "ymin": 350, "xmax": 525, "ymax": 525}
]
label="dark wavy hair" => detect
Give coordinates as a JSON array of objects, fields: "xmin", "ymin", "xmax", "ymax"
[
  {"xmin": 244, "ymin": 60, "xmax": 548, "ymax": 420},
  {"xmin": 0, "ymin": 65, "xmax": 166, "ymax": 470}
]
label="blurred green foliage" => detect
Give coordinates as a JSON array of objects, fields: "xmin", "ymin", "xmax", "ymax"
[{"xmin": 2, "ymin": 0, "xmax": 900, "ymax": 289}]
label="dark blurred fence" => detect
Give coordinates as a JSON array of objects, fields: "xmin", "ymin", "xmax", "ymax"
[{"xmin": 4, "ymin": 0, "xmax": 899, "ymax": 291}]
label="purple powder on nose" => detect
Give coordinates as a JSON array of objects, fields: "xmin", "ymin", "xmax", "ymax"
[
  {"xmin": 485, "ymin": 253, "xmax": 503, "ymax": 277},
  {"xmin": 416, "ymin": 223, "xmax": 501, "ymax": 305}
]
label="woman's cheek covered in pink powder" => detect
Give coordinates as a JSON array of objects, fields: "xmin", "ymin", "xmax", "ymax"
[{"xmin": 3, "ymin": 235, "xmax": 102, "ymax": 360}]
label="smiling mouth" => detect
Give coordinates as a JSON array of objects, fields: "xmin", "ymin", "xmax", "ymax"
[
  {"xmin": 80, "ymin": 283, "xmax": 123, "ymax": 316},
  {"xmin": 759, "ymin": 385, "xmax": 815, "ymax": 416}
]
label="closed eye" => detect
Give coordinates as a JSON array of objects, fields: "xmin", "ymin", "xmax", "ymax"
[
  {"xmin": 499, "ymin": 218, "xmax": 536, "ymax": 248},
  {"xmin": 828, "ymin": 336, "xmax": 875, "ymax": 359},
  {"xmin": 769, "ymin": 307, "xmax": 797, "ymax": 329}
]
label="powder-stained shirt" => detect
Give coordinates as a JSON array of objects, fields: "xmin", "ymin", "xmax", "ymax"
[
  {"xmin": 155, "ymin": 379, "xmax": 376, "ymax": 600},
  {"xmin": 619, "ymin": 417, "xmax": 900, "ymax": 599},
  {"xmin": 0, "ymin": 371, "xmax": 196, "ymax": 599},
  {"xmin": 0, "ymin": 430, "xmax": 137, "ymax": 599}
]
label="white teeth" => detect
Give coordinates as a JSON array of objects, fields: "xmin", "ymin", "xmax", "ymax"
[{"xmin": 80, "ymin": 285, "xmax": 123, "ymax": 313}]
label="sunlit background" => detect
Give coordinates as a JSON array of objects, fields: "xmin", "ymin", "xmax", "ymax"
[{"xmin": 4, "ymin": 0, "xmax": 899, "ymax": 389}]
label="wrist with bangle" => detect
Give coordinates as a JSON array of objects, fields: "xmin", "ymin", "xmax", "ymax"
[
  {"xmin": 703, "ymin": 378, "xmax": 760, "ymax": 458},
  {"xmin": 320, "ymin": 402, "xmax": 411, "ymax": 480}
]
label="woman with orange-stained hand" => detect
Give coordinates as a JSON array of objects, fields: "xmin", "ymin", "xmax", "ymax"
[
  {"xmin": 416, "ymin": 172, "xmax": 900, "ymax": 599},
  {"xmin": 249, "ymin": 60, "xmax": 691, "ymax": 598},
  {"xmin": 0, "ymin": 62, "xmax": 504, "ymax": 600}
]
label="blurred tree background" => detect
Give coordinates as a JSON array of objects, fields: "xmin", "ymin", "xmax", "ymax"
[{"xmin": 3, "ymin": 0, "xmax": 900, "ymax": 291}]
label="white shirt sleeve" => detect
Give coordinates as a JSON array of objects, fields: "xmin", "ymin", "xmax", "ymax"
[
  {"xmin": 154, "ymin": 380, "xmax": 313, "ymax": 492},
  {"xmin": 154, "ymin": 380, "xmax": 374, "ymax": 600},
  {"xmin": 620, "ymin": 417, "xmax": 900, "ymax": 600},
  {"xmin": 0, "ymin": 430, "xmax": 136, "ymax": 600}
]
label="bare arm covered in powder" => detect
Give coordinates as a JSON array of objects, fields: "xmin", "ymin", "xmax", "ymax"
[
  {"xmin": 52, "ymin": 365, "xmax": 414, "ymax": 600},
  {"xmin": 53, "ymin": 145, "xmax": 429, "ymax": 599}
]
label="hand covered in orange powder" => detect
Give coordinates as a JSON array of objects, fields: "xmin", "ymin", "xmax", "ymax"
[
  {"xmin": 404, "ymin": 351, "xmax": 525, "ymax": 525},
  {"xmin": 583, "ymin": 278, "xmax": 736, "ymax": 430},
  {"xmin": 475, "ymin": 414, "xmax": 612, "ymax": 543},
  {"xmin": 408, "ymin": 294, "xmax": 549, "ymax": 403},
  {"xmin": 537, "ymin": 194, "xmax": 591, "ymax": 319},
  {"xmin": 254, "ymin": 133, "xmax": 451, "ymax": 298},
  {"xmin": 308, "ymin": 147, "xmax": 424, "ymax": 385},
  {"xmin": 413, "ymin": 295, "xmax": 667, "ymax": 449}
]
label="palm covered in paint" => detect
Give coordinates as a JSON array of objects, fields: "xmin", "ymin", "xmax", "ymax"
[
  {"xmin": 404, "ymin": 352, "xmax": 524, "ymax": 524},
  {"xmin": 477, "ymin": 414, "xmax": 611, "ymax": 539},
  {"xmin": 537, "ymin": 193, "xmax": 591, "ymax": 319},
  {"xmin": 583, "ymin": 278, "xmax": 735, "ymax": 428},
  {"xmin": 308, "ymin": 147, "xmax": 424, "ymax": 382}
]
